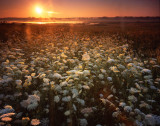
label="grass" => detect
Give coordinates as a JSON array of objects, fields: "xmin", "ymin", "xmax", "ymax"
[{"xmin": 0, "ymin": 22, "xmax": 160, "ymax": 126}]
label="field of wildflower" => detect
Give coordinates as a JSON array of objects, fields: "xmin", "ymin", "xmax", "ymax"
[{"xmin": 0, "ymin": 23, "xmax": 160, "ymax": 126}]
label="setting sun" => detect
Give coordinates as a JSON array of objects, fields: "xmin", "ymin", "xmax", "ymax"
[{"xmin": 35, "ymin": 7, "xmax": 43, "ymax": 14}]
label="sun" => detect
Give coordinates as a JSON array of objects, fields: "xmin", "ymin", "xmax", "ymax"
[{"xmin": 35, "ymin": 7, "xmax": 43, "ymax": 14}]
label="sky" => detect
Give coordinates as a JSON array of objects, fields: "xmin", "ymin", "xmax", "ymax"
[{"xmin": 0, "ymin": 0, "xmax": 159, "ymax": 18}]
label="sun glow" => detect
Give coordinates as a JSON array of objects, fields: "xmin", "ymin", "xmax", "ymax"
[
  {"xmin": 35, "ymin": 7, "xmax": 43, "ymax": 14},
  {"xmin": 47, "ymin": 11, "xmax": 54, "ymax": 14},
  {"xmin": 34, "ymin": 5, "xmax": 58, "ymax": 17}
]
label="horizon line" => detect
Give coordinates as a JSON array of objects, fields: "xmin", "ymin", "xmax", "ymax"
[{"xmin": 0, "ymin": 16, "xmax": 160, "ymax": 19}]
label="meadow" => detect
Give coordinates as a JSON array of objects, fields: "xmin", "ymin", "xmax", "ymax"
[{"xmin": 0, "ymin": 22, "xmax": 160, "ymax": 126}]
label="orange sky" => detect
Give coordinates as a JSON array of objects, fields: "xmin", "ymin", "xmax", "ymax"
[{"xmin": 0, "ymin": 0, "xmax": 159, "ymax": 18}]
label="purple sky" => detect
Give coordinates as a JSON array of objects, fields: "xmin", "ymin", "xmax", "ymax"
[{"xmin": 0, "ymin": 0, "xmax": 159, "ymax": 17}]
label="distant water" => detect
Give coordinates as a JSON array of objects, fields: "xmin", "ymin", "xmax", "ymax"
[{"xmin": 3, "ymin": 20, "xmax": 84, "ymax": 24}]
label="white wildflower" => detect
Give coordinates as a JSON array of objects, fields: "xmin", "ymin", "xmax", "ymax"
[
  {"xmin": 142, "ymin": 69, "xmax": 151, "ymax": 74},
  {"xmin": 43, "ymin": 78, "xmax": 50, "ymax": 83},
  {"xmin": 62, "ymin": 96, "xmax": 71, "ymax": 102},
  {"xmin": 80, "ymin": 118, "xmax": 88, "ymax": 126},
  {"xmin": 110, "ymin": 66, "xmax": 120, "ymax": 73},
  {"xmin": 61, "ymin": 90, "xmax": 69, "ymax": 96},
  {"xmin": 83, "ymin": 70, "xmax": 90, "ymax": 76},
  {"xmin": 134, "ymin": 120, "xmax": 143, "ymax": 126},
  {"xmin": 39, "ymin": 74, "xmax": 46, "ymax": 79},
  {"xmin": 64, "ymin": 110, "xmax": 70, "ymax": 116},
  {"xmin": 20, "ymin": 100, "xmax": 30, "ymax": 108},
  {"xmin": 31, "ymin": 73, "xmax": 36, "ymax": 77},
  {"xmin": 27, "ymin": 102, "xmax": 38, "ymax": 111},
  {"xmin": 150, "ymin": 85, "xmax": 157, "ymax": 90},
  {"xmin": 99, "ymin": 94, "xmax": 103, "ymax": 98},
  {"xmin": 119, "ymin": 102, "xmax": 126, "ymax": 107},
  {"xmin": 125, "ymin": 56, "xmax": 132, "ymax": 63},
  {"xmin": 77, "ymin": 98, "xmax": 85, "ymax": 106},
  {"xmin": 15, "ymin": 80, "xmax": 22, "ymax": 88},
  {"xmin": 100, "ymin": 69, "xmax": 106, "ymax": 73},
  {"xmin": 107, "ymin": 94, "xmax": 113, "ymax": 99},
  {"xmin": 15, "ymin": 80, "xmax": 22, "ymax": 85},
  {"xmin": 96, "ymin": 124, "xmax": 102, "ymax": 126},
  {"xmin": 124, "ymin": 106, "xmax": 132, "ymax": 112},
  {"xmin": 107, "ymin": 58, "xmax": 115, "ymax": 63},
  {"xmin": 145, "ymin": 114, "xmax": 156, "ymax": 126},
  {"xmin": 54, "ymin": 85, "xmax": 62, "ymax": 91},
  {"xmin": 135, "ymin": 83, "xmax": 141, "ymax": 90},
  {"xmin": 98, "ymin": 74, "xmax": 104, "ymax": 79},
  {"xmin": 134, "ymin": 109, "xmax": 141, "ymax": 114},
  {"xmin": 139, "ymin": 101, "xmax": 151, "ymax": 109},
  {"xmin": 61, "ymin": 53, "xmax": 67, "ymax": 58},
  {"xmin": 130, "ymin": 87, "xmax": 140, "ymax": 94},
  {"xmin": 83, "ymin": 85, "xmax": 90, "ymax": 90},
  {"xmin": 31, "ymin": 119, "xmax": 41, "ymax": 126},
  {"xmin": 107, "ymin": 77, "xmax": 112, "ymax": 82},
  {"xmin": 118, "ymin": 64, "xmax": 125, "ymax": 70},
  {"xmin": 28, "ymin": 95, "xmax": 40, "ymax": 102},
  {"xmin": 54, "ymin": 96, "xmax": 60, "ymax": 103},
  {"xmin": 53, "ymin": 73, "xmax": 62, "ymax": 79},
  {"xmin": 72, "ymin": 89, "xmax": 79, "ymax": 98},
  {"xmin": 16, "ymin": 112, "xmax": 23, "ymax": 118},
  {"xmin": 73, "ymin": 104, "xmax": 77, "ymax": 111},
  {"xmin": 25, "ymin": 76, "xmax": 32, "ymax": 82},
  {"xmin": 82, "ymin": 53, "xmax": 90, "ymax": 61},
  {"xmin": 112, "ymin": 111, "xmax": 120, "ymax": 118},
  {"xmin": 142, "ymin": 87, "xmax": 148, "ymax": 93},
  {"xmin": 128, "ymin": 95, "xmax": 137, "ymax": 102},
  {"xmin": 60, "ymin": 81, "xmax": 68, "ymax": 87}
]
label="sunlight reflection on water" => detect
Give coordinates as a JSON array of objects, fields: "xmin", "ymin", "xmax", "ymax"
[{"xmin": 20, "ymin": 21, "xmax": 83, "ymax": 24}]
